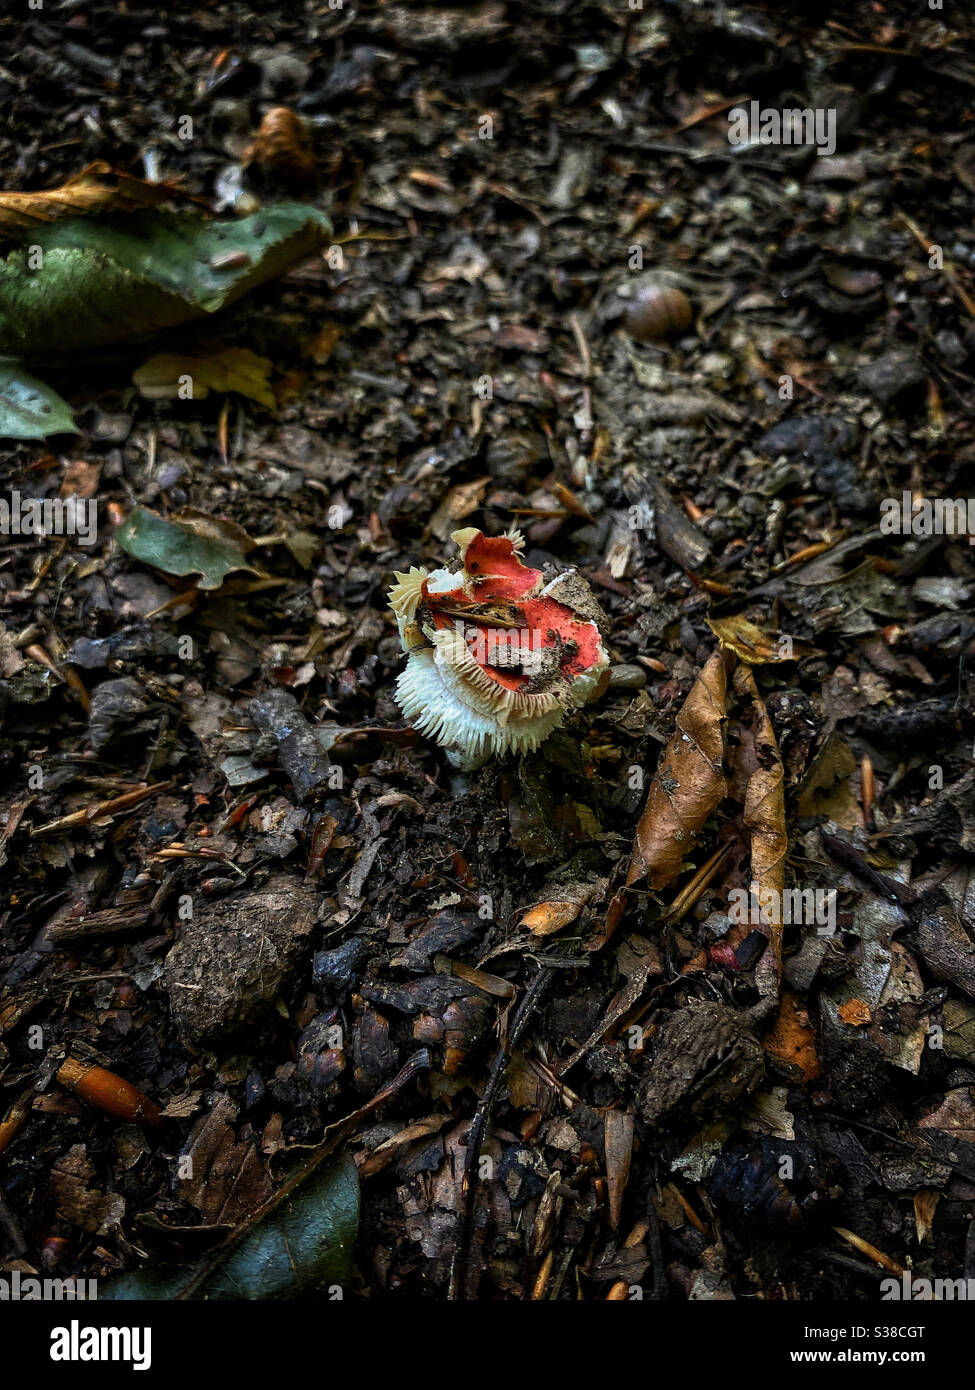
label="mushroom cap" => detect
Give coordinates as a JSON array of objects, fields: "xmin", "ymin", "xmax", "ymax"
[{"xmin": 387, "ymin": 529, "xmax": 608, "ymax": 767}]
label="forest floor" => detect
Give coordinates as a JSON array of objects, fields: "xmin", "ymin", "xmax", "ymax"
[{"xmin": 1, "ymin": 0, "xmax": 975, "ymax": 1301}]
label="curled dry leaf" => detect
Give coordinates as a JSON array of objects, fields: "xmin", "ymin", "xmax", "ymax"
[
  {"xmin": 913, "ymin": 1190, "xmax": 939, "ymax": 1245},
  {"xmin": 520, "ymin": 900, "xmax": 583, "ymax": 936},
  {"xmin": 429, "ymin": 476, "xmax": 491, "ymax": 541},
  {"xmin": 520, "ymin": 879, "xmax": 596, "ymax": 936},
  {"xmin": 734, "ymin": 665, "xmax": 788, "ymax": 983},
  {"xmin": 0, "ymin": 162, "xmax": 190, "ymax": 240},
  {"xmin": 604, "ymin": 1109, "xmax": 635, "ymax": 1230},
  {"xmin": 627, "ymin": 649, "xmax": 730, "ymax": 891}
]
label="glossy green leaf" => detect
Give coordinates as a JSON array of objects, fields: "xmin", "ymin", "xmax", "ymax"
[
  {"xmin": 102, "ymin": 1149, "xmax": 359, "ymax": 1301},
  {"xmin": 0, "ymin": 204, "xmax": 331, "ymax": 359},
  {"xmin": 0, "ymin": 359, "xmax": 76, "ymax": 438}
]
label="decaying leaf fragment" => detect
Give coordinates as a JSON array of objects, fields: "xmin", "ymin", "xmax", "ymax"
[
  {"xmin": 707, "ymin": 611, "xmax": 806, "ymax": 665},
  {"xmin": 115, "ymin": 506, "xmax": 261, "ymax": 591},
  {"xmin": 0, "ymin": 162, "xmax": 189, "ymax": 240},
  {"xmin": 627, "ymin": 649, "xmax": 730, "ymax": 891},
  {"xmin": 133, "ymin": 346, "xmax": 276, "ymax": 408},
  {"xmin": 734, "ymin": 665, "xmax": 788, "ymax": 981},
  {"xmin": 764, "ymin": 991, "xmax": 822, "ymax": 1083}
]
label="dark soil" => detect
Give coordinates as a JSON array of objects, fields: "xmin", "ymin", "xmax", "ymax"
[{"xmin": 2, "ymin": 0, "xmax": 975, "ymax": 1303}]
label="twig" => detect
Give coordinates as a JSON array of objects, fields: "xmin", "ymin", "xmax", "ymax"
[
  {"xmin": 899, "ymin": 210, "xmax": 975, "ymax": 318},
  {"xmin": 31, "ymin": 781, "xmax": 174, "ymax": 837}
]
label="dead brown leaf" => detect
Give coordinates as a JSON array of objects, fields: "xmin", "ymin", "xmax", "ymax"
[
  {"xmin": 627, "ymin": 649, "xmax": 731, "ymax": 890},
  {"xmin": 604, "ymin": 1110, "xmax": 634, "ymax": 1231},
  {"xmin": 734, "ymin": 665, "xmax": 788, "ymax": 983},
  {"xmin": 429, "ymin": 476, "xmax": 491, "ymax": 541},
  {"xmin": 177, "ymin": 1092, "xmax": 273, "ymax": 1226},
  {"xmin": 838, "ymin": 998, "xmax": 872, "ymax": 1027},
  {"xmin": 764, "ymin": 991, "xmax": 822, "ymax": 1082},
  {"xmin": 0, "ymin": 162, "xmax": 188, "ymax": 239},
  {"xmin": 913, "ymin": 1189, "xmax": 939, "ymax": 1244}
]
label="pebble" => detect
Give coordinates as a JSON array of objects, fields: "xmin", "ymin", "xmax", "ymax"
[{"xmin": 607, "ymin": 663, "xmax": 648, "ymax": 691}]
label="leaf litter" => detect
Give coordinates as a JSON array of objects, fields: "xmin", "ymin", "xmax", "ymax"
[{"xmin": 1, "ymin": 0, "xmax": 974, "ymax": 1310}]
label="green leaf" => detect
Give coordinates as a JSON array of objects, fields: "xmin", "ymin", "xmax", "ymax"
[
  {"xmin": 0, "ymin": 359, "xmax": 76, "ymax": 438},
  {"xmin": 115, "ymin": 506, "xmax": 261, "ymax": 590},
  {"xmin": 101, "ymin": 1150, "xmax": 359, "ymax": 1301},
  {"xmin": 0, "ymin": 203, "xmax": 331, "ymax": 359}
]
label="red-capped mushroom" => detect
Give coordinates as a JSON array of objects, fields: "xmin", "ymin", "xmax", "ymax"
[{"xmin": 387, "ymin": 528, "xmax": 609, "ymax": 769}]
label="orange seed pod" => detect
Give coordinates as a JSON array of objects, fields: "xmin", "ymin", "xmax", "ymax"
[{"xmin": 56, "ymin": 1057, "xmax": 162, "ymax": 1127}]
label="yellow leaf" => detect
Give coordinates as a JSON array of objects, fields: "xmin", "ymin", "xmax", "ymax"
[
  {"xmin": 708, "ymin": 612, "xmax": 798, "ymax": 664},
  {"xmin": 133, "ymin": 347, "xmax": 276, "ymax": 409}
]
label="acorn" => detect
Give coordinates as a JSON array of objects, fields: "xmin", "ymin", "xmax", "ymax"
[
  {"xmin": 622, "ymin": 283, "xmax": 693, "ymax": 343},
  {"xmin": 56, "ymin": 1057, "xmax": 162, "ymax": 1128}
]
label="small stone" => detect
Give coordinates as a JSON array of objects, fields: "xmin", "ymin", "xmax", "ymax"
[
  {"xmin": 857, "ymin": 350, "xmax": 925, "ymax": 407},
  {"xmin": 607, "ymin": 663, "xmax": 648, "ymax": 691},
  {"xmin": 87, "ymin": 677, "xmax": 152, "ymax": 751},
  {"xmin": 313, "ymin": 937, "xmax": 372, "ymax": 996}
]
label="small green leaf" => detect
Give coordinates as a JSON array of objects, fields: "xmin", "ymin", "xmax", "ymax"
[
  {"xmin": 101, "ymin": 1149, "xmax": 359, "ymax": 1301},
  {"xmin": 0, "ymin": 360, "xmax": 76, "ymax": 439},
  {"xmin": 284, "ymin": 529, "xmax": 320, "ymax": 569},
  {"xmin": 0, "ymin": 203, "xmax": 332, "ymax": 359},
  {"xmin": 115, "ymin": 506, "xmax": 261, "ymax": 590}
]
